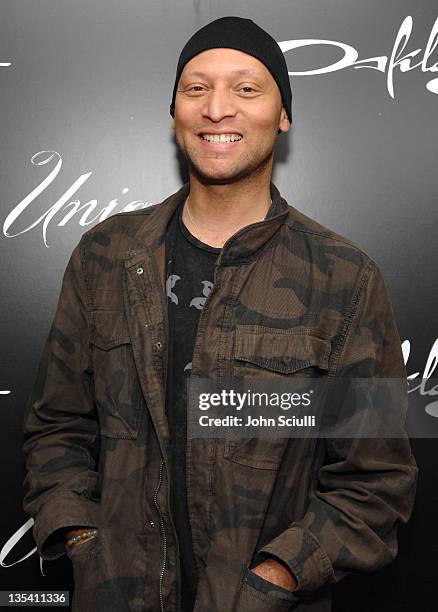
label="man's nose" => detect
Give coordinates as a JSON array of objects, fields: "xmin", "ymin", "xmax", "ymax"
[{"xmin": 201, "ymin": 87, "xmax": 237, "ymax": 122}]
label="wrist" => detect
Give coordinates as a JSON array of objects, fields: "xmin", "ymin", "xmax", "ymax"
[
  {"xmin": 65, "ymin": 527, "xmax": 98, "ymax": 547},
  {"xmin": 251, "ymin": 557, "xmax": 297, "ymax": 591}
]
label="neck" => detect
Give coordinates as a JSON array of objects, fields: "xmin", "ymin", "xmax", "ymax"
[{"xmin": 182, "ymin": 173, "xmax": 273, "ymax": 248}]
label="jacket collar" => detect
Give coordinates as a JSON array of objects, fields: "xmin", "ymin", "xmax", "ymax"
[{"xmin": 126, "ymin": 180, "xmax": 289, "ymax": 264}]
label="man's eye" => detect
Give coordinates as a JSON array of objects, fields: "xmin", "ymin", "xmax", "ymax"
[
  {"xmin": 240, "ymin": 86, "xmax": 257, "ymax": 93},
  {"xmin": 187, "ymin": 86, "xmax": 205, "ymax": 92}
]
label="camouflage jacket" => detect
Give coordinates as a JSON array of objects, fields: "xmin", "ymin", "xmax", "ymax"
[{"xmin": 22, "ymin": 181, "xmax": 418, "ymax": 612}]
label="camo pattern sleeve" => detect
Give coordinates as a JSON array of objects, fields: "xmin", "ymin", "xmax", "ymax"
[{"xmin": 22, "ymin": 238, "xmax": 100, "ymax": 560}]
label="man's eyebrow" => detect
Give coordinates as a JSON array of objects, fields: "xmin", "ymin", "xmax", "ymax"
[{"xmin": 181, "ymin": 69, "xmax": 263, "ymax": 79}]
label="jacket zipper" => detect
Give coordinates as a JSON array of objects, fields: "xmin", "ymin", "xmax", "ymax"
[
  {"xmin": 149, "ymin": 249, "xmax": 182, "ymax": 611},
  {"xmin": 160, "ymin": 254, "xmax": 182, "ymax": 610},
  {"xmin": 153, "ymin": 459, "xmax": 167, "ymax": 612}
]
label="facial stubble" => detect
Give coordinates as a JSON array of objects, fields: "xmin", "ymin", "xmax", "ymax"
[{"xmin": 175, "ymin": 131, "xmax": 277, "ymax": 185}]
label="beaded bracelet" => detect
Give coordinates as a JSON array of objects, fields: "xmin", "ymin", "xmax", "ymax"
[{"xmin": 66, "ymin": 529, "xmax": 98, "ymax": 548}]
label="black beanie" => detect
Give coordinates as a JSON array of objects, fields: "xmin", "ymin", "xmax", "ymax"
[{"xmin": 169, "ymin": 16, "xmax": 292, "ymax": 125}]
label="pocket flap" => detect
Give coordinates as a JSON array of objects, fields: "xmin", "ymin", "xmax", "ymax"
[
  {"xmin": 234, "ymin": 326, "xmax": 331, "ymax": 374},
  {"xmin": 89, "ymin": 310, "xmax": 142, "ymax": 439},
  {"xmin": 90, "ymin": 310, "xmax": 131, "ymax": 350}
]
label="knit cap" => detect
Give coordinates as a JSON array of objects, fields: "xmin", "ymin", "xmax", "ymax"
[{"xmin": 169, "ymin": 16, "xmax": 292, "ymax": 125}]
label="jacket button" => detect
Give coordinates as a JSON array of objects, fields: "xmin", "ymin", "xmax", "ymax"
[
  {"xmin": 149, "ymin": 520, "xmax": 155, "ymax": 528},
  {"xmin": 155, "ymin": 341, "xmax": 163, "ymax": 349},
  {"xmin": 136, "ymin": 267, "xmax": 144, "ymax": 275}
]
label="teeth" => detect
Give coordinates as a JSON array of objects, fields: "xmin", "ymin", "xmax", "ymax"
[{"xmin": 201, "ymin": 133, "xmax": 242, "ymax": 143}]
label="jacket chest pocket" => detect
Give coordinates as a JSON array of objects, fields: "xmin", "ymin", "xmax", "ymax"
[
  {"xmin": 90, "ymin": 310, "xmax": 143, "ymax": 438},
  {"xmin": 224, "ymin": 325, "xmax": 331, "ymax": 469},
  {"xmin": 233, "ymin": 325, "xmax": 331, "ymax": 380}
]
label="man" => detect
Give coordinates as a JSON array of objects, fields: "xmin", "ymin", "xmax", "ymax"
[{"xmin": 22, "ymin": 16, "xmax": 417, "ymax": 612}]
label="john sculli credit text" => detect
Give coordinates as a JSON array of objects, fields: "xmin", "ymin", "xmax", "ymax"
[{"xmin": 199, "ymin": 414, "xmax": 316, "ymax": 427}]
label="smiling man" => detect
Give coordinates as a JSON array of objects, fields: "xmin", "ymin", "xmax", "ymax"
[{"xmin": 23, "ymin": 15, "xmax": 417, "ymax": 612}]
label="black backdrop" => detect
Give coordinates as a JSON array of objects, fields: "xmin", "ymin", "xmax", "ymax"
[{"xmin": 1, "ymin": 1, "xmax": 437, "ymax": 610}]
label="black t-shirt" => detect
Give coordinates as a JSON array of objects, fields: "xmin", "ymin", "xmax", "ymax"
[{"xmin": 164, "ymin": 200, "xmax": 220, "ymax": 612}]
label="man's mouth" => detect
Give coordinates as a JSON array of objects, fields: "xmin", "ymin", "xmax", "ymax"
[{"xmin": 198, "ymin": 133, "xmax": 243, "ymax": 143}]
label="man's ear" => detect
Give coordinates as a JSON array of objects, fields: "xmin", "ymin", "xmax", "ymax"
[{"xmin": 278, "ymin": 105, "xmax": 291, "ymax": 133}]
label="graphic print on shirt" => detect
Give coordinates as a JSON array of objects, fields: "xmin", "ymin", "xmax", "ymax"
[
  {"xmin": 189, "ymin": 280, "xmax": 213, "ymax": 310},
  {"xmin": 166, "ymin": 277, "xmax": 214, "ymax": 310},
  {"xmin": 166, "ymin": 274, "xmax": 181, "ymax": 304},
  {"xmin": 166, "ymin": 277, "xmax": 214, "ymax": 372}
]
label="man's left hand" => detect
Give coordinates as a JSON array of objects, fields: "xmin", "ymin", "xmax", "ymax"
[{"xmin": 250, "ymin": 558, "xmax": 297, "ymax": 591}]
